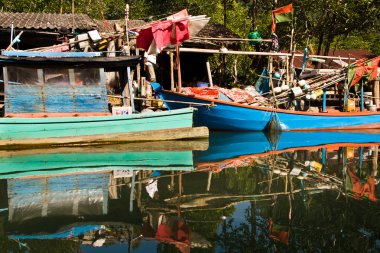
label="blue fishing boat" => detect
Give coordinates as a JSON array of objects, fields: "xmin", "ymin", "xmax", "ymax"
[
  {"xmin": 152, "ymin": 83, "xmax": 380, "ymax": 131},
  {"xmin": 196, "ymin": 131, "xmax": 380, "ymax": 163}
]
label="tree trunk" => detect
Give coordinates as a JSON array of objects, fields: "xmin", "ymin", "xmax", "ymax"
[
  {"xmin": 324, "ymin": 33, "xmax": 334, "ymax": 56},
  {"xmin": 251, "ymin": 0, "xmax": 258, "ymax": 31},
  {"xmin": 223, "ymin": 0, "xmax": 227, "ymax": 26},
  {"xmin": 317, "ymin": 32, "xmax": 324, "ymax": 55}
]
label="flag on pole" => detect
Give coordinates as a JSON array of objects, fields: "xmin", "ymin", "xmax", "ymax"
[{"xmin": 271, "ymin": 3, "xmax": 293, "ymax": 33}]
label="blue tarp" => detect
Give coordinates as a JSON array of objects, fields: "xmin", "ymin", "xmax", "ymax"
[
  {"xmin": 255, "ymin": 68, "xmax": 270, "ymax": 94},
  {"xmin": 9, "ymin": 224, "xmax": 104, "ymax": 240}
]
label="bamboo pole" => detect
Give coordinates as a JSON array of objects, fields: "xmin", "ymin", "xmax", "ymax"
[
  {"xmin": 129, "ymin": 171, "xmax": 135, "ymax": 212},
  {"xmin": 136, "ymin": 48, "xmax": 140, "ymax": 90},
  {"xmin": 372, "ymin": 146, "xmax": 378, "ymax": 177},
  {"xmin": 170, "ymin": 52, "xmax": 175, "ymax": 91},
  {"xmin": 206, "ymin": 171, "xmax": 212, "ymax": 192},
  {"xmin": 191, "ymin": 36, "xmax": 272, "ymax": 42},
  {"xmin": 176, "ymin": 45, "xmax": 182, "ymax": 90},
  {"xmin": 206, "ymin": 61, "xmax": 213, "ymax": 87},
  {"xmin": 374, "ymin": 79, "xmax": 380, "ymax": 108},
  {"xmin": 268, "ymin": 56, "xmax": 278, "ymax": 108},
  {"xmin": 125, "ymin": 4, "xmax": 130, "ymax": 48},
  {"xmin": 166, "ymin": 47, "xmax": 356, "ymax": 60}
]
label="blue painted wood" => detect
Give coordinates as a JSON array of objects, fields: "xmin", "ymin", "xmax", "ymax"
[
  {"xmin": 153, "ymin": 83, "xmax": 380, "ymax": 131},
  {"xmin": 2, "ymin": 51, "xmax": 101, "ymax": 58},
  {"xmin": 5, "ymin": 84, "xmax": 108, "ymax": 114},
  {"xmin": 196, "ymin": 131, "xmax": 380, "ymax": 163},
  {"xmin": 322, "ymin": 89, "xmax": 327, "ymax": 113}
]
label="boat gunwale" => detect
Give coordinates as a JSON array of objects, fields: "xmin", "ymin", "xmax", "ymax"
[
  {"xmin": 0, "ymin": 107, "xmax": 196, "ymax": 124},
  {"xmin": 161, "ymin": 89, "xmax": 380, "ymax": 117}
]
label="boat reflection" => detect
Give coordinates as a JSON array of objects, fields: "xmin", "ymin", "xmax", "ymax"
[{"xmin": 0, "ymin": 132, "xmax": 380, "ymax": 252}]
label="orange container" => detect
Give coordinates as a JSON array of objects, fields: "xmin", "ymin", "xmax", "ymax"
[{"xmin": 346, "ymin": 99, "xmax": 355, "ymax": 112}]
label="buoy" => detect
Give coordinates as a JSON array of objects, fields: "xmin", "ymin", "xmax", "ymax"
[
  {"xmin": 273, "ymin": 87, "xmax": 282, "ymax": 94},
  {"xmin": 281, "ymin": 84, "xmax": 289, "ymax": 91}
]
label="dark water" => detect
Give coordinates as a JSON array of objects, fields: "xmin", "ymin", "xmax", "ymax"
[{"xmin": 1, "ymin": 131, "xmax": 380, "ymax": 252}]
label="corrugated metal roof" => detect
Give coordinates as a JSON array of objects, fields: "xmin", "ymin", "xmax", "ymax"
[{"xmin": 0, "ymin": 12, "xmax": 97, "ymax": 30}]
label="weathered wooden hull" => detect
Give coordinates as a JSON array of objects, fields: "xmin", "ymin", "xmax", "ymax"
[
  {"xmin": 153, "ymin": 84, "xmax": 380, "ymax": 131},
  {"xmin": 0, "ymin": 108, "xmax": 208, "ymax": 147}
]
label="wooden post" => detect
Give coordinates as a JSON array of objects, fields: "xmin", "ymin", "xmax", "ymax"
[
  {"xmin": 136, "ymin": 48, "xmax": 140, "ymax": 91},
  {"xmin": 372, "ymin": 146, "xmax": 378, "ymax": 177},
  {"xmin": 285, "ymin": 55, "xmax": 290, "ymax": 86},
  {"xmin": 374, "ymin": 79, "xmax": 379, "ymax": 108},
  {"xmin": 206, "ymin": 171, "xmax": 212, "ymax": 191},
  {"xmin": 360, "ymin": 82, "xmax": 364, "ymax": 112},
  {"xmin": 176, "ymin": 45, "xmax": 182, "ymax": 91},
  {"xmin": 170, "ymin": 52, "xmax": 175, "ymax": 91},
  {"xmin": 322, "ymin": 89, "xmax": 327, "ymax": 112},
  {"xmin": 129, "ymin": 170, "xmax": 135, "ymax": 212},
  {"xmin": 71, "ymin": 0, "xmax": 75, "ymax": 33},
  {"xmin": 268, "ymin": 56, "xmax": 278, "ymax": 108},
  {"xmin": 127, "ymin": 67, "xmax": 135, "ymax": 112},
  {"xmin": 321, "ymin": 147, "xmax": 326, "ymax": 172},
  {"xmin": 146, "ymin": 81, "xmax": 152, "ymax": 107},
  {"xmin": 125, "ymin": 4, "xmax": 130, "ymax": 48},
  {"xmin": 37, "ymin": 69, "xmax": 45, "ymax": 84},
  {"xmin": 289, "ymin": 44, "xmax": 296, "ymax": 83},
  {"xmin": 206, "ymin": 61, "xmax": 213, "ymax": 87},
  {"xmin": 141, "ymin": 77, "xmax": 146, "ymax": 97}
]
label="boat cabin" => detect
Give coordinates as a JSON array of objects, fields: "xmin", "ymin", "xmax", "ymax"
[{"xmin": 0, "ymin": 54, "xmax": 141, "ymax": 117}]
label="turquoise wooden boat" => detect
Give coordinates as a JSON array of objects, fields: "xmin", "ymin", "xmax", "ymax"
[
  {"xmin": 0, "ymin": 141, "xmax": 202, "ymax": 179},
  {"xmin": 0, "ymin": 107, "xmax": 208, "ymax": 147},
  {"xmin": 0, "ymin": 54, "xmax": 208, "ymax": 147}
]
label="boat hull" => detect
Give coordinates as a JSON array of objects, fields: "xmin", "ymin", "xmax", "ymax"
[
  {"xmin": 155, "ymin": 86, "xmax": 380, "ymax": 131},
  {"xmin": 156, "ymin": 90, "xmax": 271, "ymax": 131},
  {"xmin": 0, "ymin": 108, "xmax": 208, "ymax": 147}
]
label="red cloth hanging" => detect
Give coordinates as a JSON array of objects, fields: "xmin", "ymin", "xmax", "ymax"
[
  {"xmin": 171, "ymin": 19, "xmax": 190, "ymax": 45},
  {"xmin": 152, "ymin": 20, "xmax": 173, "ymax": 51},
  {"xmin": 136, "ymin": 27, "xmax": 153, "ymax": 51}
]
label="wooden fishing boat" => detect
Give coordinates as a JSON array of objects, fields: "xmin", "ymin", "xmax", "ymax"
[
  {"xmin": 152, "ymin": 83, "xmax": 380, "ymax": 131},
  {"xmin": 0, "ymin": 53, "xmax": 208, "ymax": 148},
  {"xmin": 195, "ymin": 131, "xmax": 380, "ymax": 176},
  {"xmin": 195, "ymin": 130, "xmax": 380, "ymax": 164},
  {"xmin": 0, "ymin": 140, "xmax": 205, "ymax": 179}
]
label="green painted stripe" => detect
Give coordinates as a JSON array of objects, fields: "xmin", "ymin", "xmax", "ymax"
[
  {"xmin": 0, "ymin": 151, "xmax": 194, "ymax": 174},
  {"xmin": 0, "ymin": 108, "xmax": 195, "ymax": 140}
]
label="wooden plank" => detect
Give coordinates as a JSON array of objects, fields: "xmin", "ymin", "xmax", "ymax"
[
  {"xmin": 0, "ymin": 140, "xmax": 209, "ymax": 155},
  {"xmin": 2, "ymin": 51, "xmax": 101, "ymax": 58},
  {"xmin": 0, "ymin": 126, "xmax": 209, "ymax": 148}
]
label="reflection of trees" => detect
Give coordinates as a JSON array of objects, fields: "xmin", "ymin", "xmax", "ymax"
[{"xmin": 4, "ymin": 239, "xmax": 80, "ymax": 253}]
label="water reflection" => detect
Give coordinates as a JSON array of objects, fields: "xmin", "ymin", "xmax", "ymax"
[{"xmin": 1, "ymin": 131, "xmax": 380, "ymax": 252}]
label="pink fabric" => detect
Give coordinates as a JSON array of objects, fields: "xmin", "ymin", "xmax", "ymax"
[
  {"xmin": 43, "ymin": 45, "xmax": 70, "ymax": 52},
  {"xmin": 136, "ymin": 10, "xmax": 190, "ymax": 51},
  {"xmin": 171, "ymin": 19, "xmax": 190, "ymax": 45},
  {"xmin": 152, "ymin": 20, "xmax": 173, "ymax": 51}
]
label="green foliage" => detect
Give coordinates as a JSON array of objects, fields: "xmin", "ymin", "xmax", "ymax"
[{"xmin": 2, "ymin": 0, "xmax": 378, "ymax": 83}]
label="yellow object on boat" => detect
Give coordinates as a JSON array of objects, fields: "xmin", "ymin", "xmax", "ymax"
[{"xmin": 346, "ymin": 99, "xmax": 356, "ymax": 112}]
